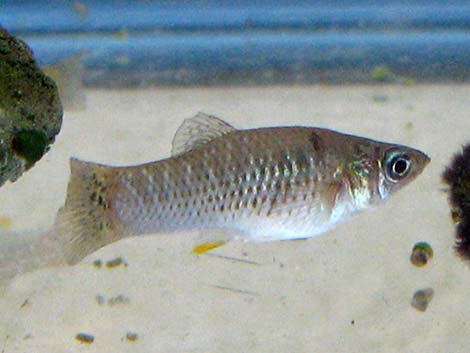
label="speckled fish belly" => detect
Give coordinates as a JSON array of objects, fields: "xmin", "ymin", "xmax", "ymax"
[{"xmin": 53, "ymin": 113, "xmax": 430, "ymax": 264}]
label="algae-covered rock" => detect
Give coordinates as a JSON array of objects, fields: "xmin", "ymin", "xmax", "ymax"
[{"xmin": 0, "ymin": 26, "xmax": 62, "ymax": 186}]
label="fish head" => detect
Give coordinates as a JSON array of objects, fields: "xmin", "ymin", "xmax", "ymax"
[
  {"xmin": 338, "ymin": 134, "xmax": 429, "ymax": 209},
  {"xmin": 375, "ymin": 144, "xmax": 430, "ymax": 200}
]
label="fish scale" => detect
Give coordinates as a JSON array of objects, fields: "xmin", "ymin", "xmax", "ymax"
[
  {"xmin": 53, "ymin": 113, "xmax": 429, "ymax": 264},
  {"xmin": 114, "ymin": 128, "xmax": 319, "ymax": 235}
]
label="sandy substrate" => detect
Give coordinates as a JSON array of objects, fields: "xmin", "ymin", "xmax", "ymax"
[{"xmin": 0, "ymin": 84, "xmax": 468, "ymax": 352}]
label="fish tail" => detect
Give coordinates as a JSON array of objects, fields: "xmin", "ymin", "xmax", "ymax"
[
  {"xmin": 0, "ymin": 229, "xmax": 67, "ymax": 288},
  {"xmin": 53, "ymin": 158, "xmax": 123, "ymax": 265}
]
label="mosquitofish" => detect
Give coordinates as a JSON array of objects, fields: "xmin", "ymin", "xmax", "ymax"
[{"xmin": 53, "ymin": 113, "xmax": 430, "ymax": 264}]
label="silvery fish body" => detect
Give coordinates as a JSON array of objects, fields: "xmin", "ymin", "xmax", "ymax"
[{"xmin": 54, "ymin": 113, "xmax": 430, "ymax": 264}]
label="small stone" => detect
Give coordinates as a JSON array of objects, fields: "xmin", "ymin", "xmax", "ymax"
[
  {"xmin": 0, "ymin": 215, "xmax": 12, "ymax": 229},
  {"xmin": 410, "ymin": 242, "xmax": 433, "ymax": 267},
  {"xmin": 19, "ymin": 298, "xmax": 30, "ymax": 309},
  {"xmin": 126, "ymin": 332, "xmax": 138, "ymax": 342},
  {"xmin": 411, "ymin": 288, "xmax": 434, "ymax": 312},
  {"xmin": 92, "ymin": 259, "xmax": 102, "ymax": 268},
  {"xmin": 105, "ymin": 256, "xmax": 127, "ymax": 268},
  {"xmin": 107, "ymin": 294, "xmax": 130, "ymax": 306},
  {"xmin": 75, "ymin": 333, "xmax": 94, "ymax": 344},
  {"xmin": 95, "ymin": 294, "xmax": 105, "ymax": 305},
  {"xmin": 371, "ymin": 94, "xmax": 389, "ymax": 103}
]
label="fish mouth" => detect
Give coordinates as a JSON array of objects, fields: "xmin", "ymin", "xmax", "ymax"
[
  {"xmin": 417, "ymin": 150, "xmax": 431, "ymax": 170},
  {"xmin": 421, "ymin": 151, "xmax": 431, "ymax": 166},
  {"xmin": 408, "ymin": 149, "xmax": 431, "ymax": 181},
  {"xmin": 425, "ymin": 155, "xmax": 431, "ymax": 166}
]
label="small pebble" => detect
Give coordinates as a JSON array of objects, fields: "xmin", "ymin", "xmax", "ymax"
[
  {"xmin": 105, "ymin": 256, "xmax": 127, "ymax": 268},
  {"xmin": 108, "ymin": 294, "xmax": 130, "ymax": 306},
  {"xmin": 410, "ymin": 242, "xmax": 433, "ymax": 267},
  {"xmin": 75, "ymin": 333, "xmax": 94, "ymax": 344},
  {"xmin": 95, "ymin": 294, "xmax": 105, "ymax": 305},
  {"xmin": 92, "ymin": 259, "xmax": 102, "ymax": 268},
  {"xmin": 404, "ymin": 121, "xmax": 414, "ymax": 130},
  {"xmin": 371, "ymin": 94, "xmax": 389, "ymax": 103},
  {"xmin": 126, "ymin": 332, "xmax": 138, "ymax": 342},
  {"xmin": 411, "ymin": 288, "xmax": 434, "ymax": 312},
  {"xmin": 20, "ymin": 298, "xmax": 30, "ymax": 309},
  {"xmin": 0, "ymin": 216, "xmax": 12, "ymax": 229}
]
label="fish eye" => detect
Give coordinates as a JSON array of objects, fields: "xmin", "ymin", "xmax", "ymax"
[{"xmin": 384, "ymin": 150, "xmax": 411, "ymax": 182}]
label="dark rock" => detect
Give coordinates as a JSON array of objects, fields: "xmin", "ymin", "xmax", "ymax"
[{"xmin": 0, "ymin": 26, "xmax": 62, "ymax": 186}]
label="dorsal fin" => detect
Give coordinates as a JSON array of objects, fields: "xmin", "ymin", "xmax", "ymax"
[{"xmin": 171, "ymin": 112, "xmax": 236, "ymax": 156}]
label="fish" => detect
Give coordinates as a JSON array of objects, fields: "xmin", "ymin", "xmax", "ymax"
[
  {"xmin": 43, "ymin": 53, "xmax": 87, "ymax": 111},
  {"xmin": 53, "ymin": 113, "xmax": 430, "ymax": 264}
]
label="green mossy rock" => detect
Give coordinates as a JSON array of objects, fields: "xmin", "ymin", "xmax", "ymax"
[{"xmin": 0, "ymin": 26, "xmax": 62, "ymax": 186}]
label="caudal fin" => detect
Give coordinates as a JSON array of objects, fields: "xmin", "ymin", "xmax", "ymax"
[
  {"xmin": 53, "ymin": 158, "xmax": 124, "ymax": 264},
  {"xmin": 0, "ymin": 229, "xmax": 67, "ymax": 288}
]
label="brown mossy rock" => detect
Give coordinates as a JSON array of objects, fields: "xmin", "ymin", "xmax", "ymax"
[{"xmin": 0, "ymin": 26, "xmax": 62, "ymax": 186}]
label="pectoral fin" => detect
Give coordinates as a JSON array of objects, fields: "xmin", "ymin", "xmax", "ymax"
[{"xmin": 192, "ymin": 241, "xmax": 226, "ymax": 254}]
